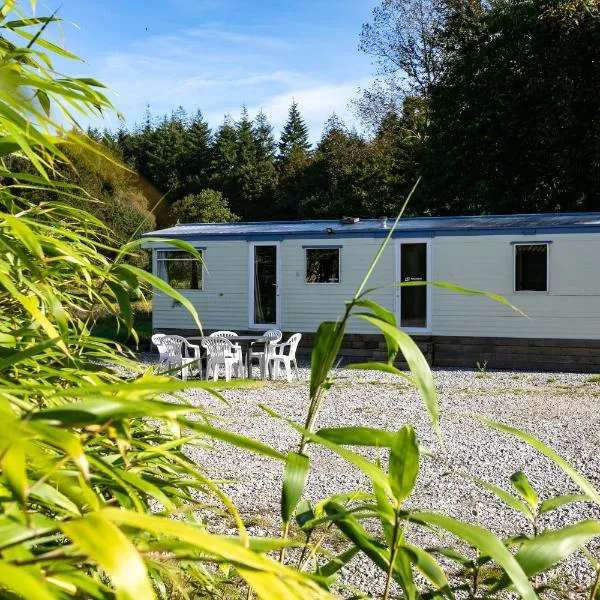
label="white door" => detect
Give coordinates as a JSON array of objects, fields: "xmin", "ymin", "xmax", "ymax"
[
  {"xmin": 395, "ymin": 239, "xmax": 432, "ymax": 333},
  {"xmin": 249, "ymin": 242, "xmax": 281, "ymax": 328}
]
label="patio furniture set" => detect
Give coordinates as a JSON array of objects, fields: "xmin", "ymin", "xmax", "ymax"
[{"xmin": 150, "ymin": 330, "xmax": 302, "ymax": 382}]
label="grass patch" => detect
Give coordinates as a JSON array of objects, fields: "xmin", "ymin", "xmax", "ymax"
[{"xmin": 587, "ymin": 375, "xmax": 600, "ymax": 383}]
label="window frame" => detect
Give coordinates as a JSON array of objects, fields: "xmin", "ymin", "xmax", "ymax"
[
  {"xmin": 394, "ymin": 239, "xmax": 432, "ymax": 334},
  {"xmin": 155, "ymin": 248, "xmax": 205, "ymax": 291},
  {"xmin": 513, "ymin": 242, "xmax": 550, "ymax": 294},
  {"xmin": 303, "ymin": 245, "xmax": 342, "ymax": 285}
]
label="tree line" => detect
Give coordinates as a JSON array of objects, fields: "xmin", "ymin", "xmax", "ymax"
[{"xmin": 75, "ymin": 0, "xmax": 597, "ymax": 231}]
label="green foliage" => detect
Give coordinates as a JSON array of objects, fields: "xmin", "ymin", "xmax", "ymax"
[
  {"xmin": 170, "ymin": 189, "xmax": 240, "ymax": 224},
  {"xmin": 2, "ymin": 3, "xmax": 600, "ymax": 599},
  {"xmin": 278, "ymin": 100, "xmax": 311, "ymax": 160},
  {"xmin": 424, "ymin": 0, "xmax": 600, "ymax": 213},
  {"xmin": 0, "ymin": 5, "xmax": 334, "ymax": 599}
]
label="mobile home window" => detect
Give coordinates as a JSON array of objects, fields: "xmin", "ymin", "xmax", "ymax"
[
  {"xmin": 515, "ymin": 244, "xmax": 548, "ymax": 292},
  {"xmin": 305, "ymin": 248, "xmax": 340, "ymax": 284},
  {"xmin": 156, "ymin": 250, "xmax": 203, "ymax": 290}
]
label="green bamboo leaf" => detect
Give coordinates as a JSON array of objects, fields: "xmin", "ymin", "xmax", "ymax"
[
  {"xmin": 11, "ymin": 27, "xmax": 80, "ymax": 59},
  {"xmin": 354, "ymin": 299, "xmax": 399, "ymax": 362},
  {"xmin": 4, "ymin": 17, "xmax": 60, "ymax": 28},
  {"xmin": 261, "ymin": 405, "xmax": 392, "ymax": 497},
  {"xmin": 4, "ymin": 214, "xmax": 44, "ymax": 259},
  {"xmin": 316, "ymin": 426, "xmax": 396, "ymax": 447},
  {"xmin": 411, "ymin": 511, "xmax": 536, "ymax": 600},
  {"xmin": 427, "ymin": 546, "xmax": 473, "ymax": 567},
  {"xmin": 393, "ymin": 536, "xmax": 417, "ymax": 600},
  {"xmin": 356, "ymin": 313, "xmax": 440, "ymax": 439},
  {"xmin": 2, "ymin": 441, "xmax": 27, "ymax": 505},
  {"xmin": 124, "ymin": 237, "xmax": 204, "ymax": 263},
  {"xmin": 373, "ymin": 464, "xmax": 396, "ymax": 545},
  {"xmin": 310, "ymin": 321, "xmax": 346, "ymax": 397},
  {"xmin": 75, "ymin": 77, "xmax": 107, "ymax": 88},
  {"xmin": 0, "ymin": 170, "xmax": 79, "ymax": 187},
  {"xmin": 44, "ymin": 570, "xmax": 113, "ymax": 599},
  {"xmin": 478, "ymin": 417, "xmax": 600, "ymax": 505},
  {"xmin": 101, "ymin": 508, "xmax": 333, "ymax": 595},
  {"xmin": 0, "ymin": 513, "xmax": 56, "ymax": 549},
  {"xmin": 116, "ymin": 469, "xmax": 176, "ymax": 511},
  {"xmin": 318, "ymin": 546, "xmax": 360, "ymax": 578},
  {"xmin": 182, "ymin": 418, "xmax": 285, "ymax": 460},
  {"xmin": 401, "ymin": 544, "xmax": 453, "ymax": 598},
  {"xmin": 107, "ymin": 281, "xmax": 133, "ymax": 331},
  {"xmin": 27, "ymin": 421, "xmax": 89, "ymax": 478},
  {"xmin": 323, "ymin": 500, "xmax": 389, "ymax": 573},
  {"xmin": 116, "ymin": 264, "xmax": 202, "ymax": 332},
  {"xmin": 346, "ymin": 361, "xmax": 416, "ymax": 385},
  {"xmin": 20, "ymin": 294, "xmax": 69, "ymax": 355},
  {"xmin": 491, "ymin": 520, "xmax": 600, "ymax": 593},
  {"xmin": 281, "ymin": 452, "xmax": 310, "ymax": 523},
  {"xmin": 36, "ymin": 89, "xmax": 50, "ymax": 115},
  {"xmin": 0, "ymin": 561, "xmax": 54, "ymax": 600},
  {"xmin": 62, "ymin": 513, "xmax": 154, "ymax": 600},
  {"xmin": 456, "ymin": 472, "xmax": 533, "ymax": 520},
  {"xmin": 0, "ymin": 138, "xmax": 20, "ymax": 156},
  {"xmin": 509, "ymin": 472, "xmax": 539, "ymax": 508},
  {"xmin": 29, "ymin": 482, "xmax": 80, "ymax": 515},
  {"xmin": 0, "ymin": 333, "xmax": 16, "ymax": 348},
  {"xmin": 31, "ymin": 397, "xmax": 195, "ymax": 426},
  {"xmin": 539, "ymin": 494, "xmax": 592, "ymax": 514},
  {"xmin": 516, "ymin": 520, "xmax": 600, "ymax": 576},
  {"xmin": 389, "ymin": 425, "xmax": 419, "ymax": 502},
  {"xmin": 295, "ymin": 499, "xmax": 316, "ymax": 531},
  {"xmin": 0, "ymin": 337, "xmax": 61, "ymax": 371}
]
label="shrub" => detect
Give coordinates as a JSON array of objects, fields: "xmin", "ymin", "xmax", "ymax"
[{"xmin": 170, "ymin": 189, "xmax": 240, "ymax": 224}]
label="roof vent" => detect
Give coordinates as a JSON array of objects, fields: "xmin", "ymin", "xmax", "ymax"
[
  {"xmin": 379, "ymin": 216, "xmax": 388, "ymax": 229},
  {"xmin": 340, "ymin": 216, "xmax": 360, "ymax": 225}
]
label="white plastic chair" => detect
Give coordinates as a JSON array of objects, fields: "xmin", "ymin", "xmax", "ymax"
[
  {"xmin": 151, "ymin": 333, "xmax": 201, "ymax": 380},
  {"xmin": 201, "ymin": 336, "xmax": 244, "ymax": 381},
  {"xmin": 268, "ymin": 333, "xmax": 302, "ymax": 382},
  {"xmin": 210, "ymin": 331, "xmax": 242, "ymax": 361},
  {"xmin": 248, "ymin": 329, "xmax": 282, "ymax": 379}
]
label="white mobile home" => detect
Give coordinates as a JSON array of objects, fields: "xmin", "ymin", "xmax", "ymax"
[{"xmin": 142, "ymin": 213, "xmax": 600, "ymax": 372}]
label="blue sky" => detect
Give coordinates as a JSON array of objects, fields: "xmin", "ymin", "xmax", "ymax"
[{"xmin": 53, "ymin": 0, "xmax": 378, "ymax": 141}]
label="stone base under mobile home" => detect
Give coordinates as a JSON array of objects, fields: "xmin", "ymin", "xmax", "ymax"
[{"xmin": 153, "ymin": 329, "xmax": 600, "ymax": 373}]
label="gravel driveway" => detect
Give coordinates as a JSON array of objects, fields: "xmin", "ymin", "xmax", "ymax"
[{"xmin": 160, "ymin": 362, "xmax": 600, "ymax": 596}]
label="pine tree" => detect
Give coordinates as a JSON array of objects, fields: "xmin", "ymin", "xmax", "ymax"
[
  {"xmin": 235, "ymin": 107, "xmax": 256, "ymax": 170},
  {"xmin": 253, "ymin": 109, "xmax": 276, "ymax": 163},
  {"xmin": 251, "ymin": 110, "xmax": 278, "ymax": 219},
  {"xmin": 274, "ymin": 102, "xmax": 312, "ymax": 218},
  {"xmin": 180, "ymin": 109, "xmax": 212, "ymax": 195},
  {"xmin": 278, "ymin": 101, "xmax": 311, "ymax": 161},
  {"xmin": 213, "ymin": 115, "xmax": 237, "ymax": 169},
  {"xmin": 211, "ymin": 115, "xmax": 238, "ymax": 209}
]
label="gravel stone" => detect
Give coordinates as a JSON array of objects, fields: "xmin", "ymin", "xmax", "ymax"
[{"xmin": 142, "ymin": 355, "xmax": 600, "ymax": 596}]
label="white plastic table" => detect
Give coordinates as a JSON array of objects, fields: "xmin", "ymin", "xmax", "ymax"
[{"xmin": 188, "ymin": 335, "xmax": 268, "ymax": 378}]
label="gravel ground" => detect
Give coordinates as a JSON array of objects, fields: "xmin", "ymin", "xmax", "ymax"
[{"xmin": 143, "ymin": 356, "xmax": 600, "ymax": 596}]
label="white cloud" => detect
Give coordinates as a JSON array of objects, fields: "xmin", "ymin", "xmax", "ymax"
[
  {"xmin": 182, "ymin": 27, "xmax": 292, "ymax": 51},
  {"xmin": 246, "ymin": 80, "xmax": 371, "ymax": 135},
  {"xmin": 87, "ymin": 28, "xmax": 370, "ymax": 141}
]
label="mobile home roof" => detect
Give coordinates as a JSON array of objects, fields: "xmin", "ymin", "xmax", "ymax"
[{"xmin": 142, "ymin": 212, "xmax": 600, "ymax": 240}]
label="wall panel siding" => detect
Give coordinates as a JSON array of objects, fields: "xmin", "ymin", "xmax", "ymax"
[
  {"xmin": 148, "ymin": 232, "xmax": 600, "ymax": 341},
  {"xmin": 431, "ymin": 234, "xmax": 600, "ymax": 339},
  {"xmin": 280, "ymin": 239, "xmax": 395, "ymax": 334},
  {"xmin": 151, "ymin": 241, "xmax": 249, "ymax": 332},
  {"xmin": 149, "ymin": 237, "xmax": 396, "ymax": 334}
]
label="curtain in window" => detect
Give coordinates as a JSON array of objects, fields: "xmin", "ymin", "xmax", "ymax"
[{"xmin": 156, "ymin": 251, "xmax": 168, "ymax": 282}]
